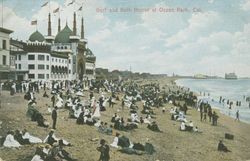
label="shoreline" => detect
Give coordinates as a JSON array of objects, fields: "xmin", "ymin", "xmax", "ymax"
[{"xmin": 174, "ymin": 78, "xmax": 250, "ymax": 124}]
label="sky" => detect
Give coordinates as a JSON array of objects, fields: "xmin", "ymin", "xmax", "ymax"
[{"xmin": 1, "ymin": 0, "xmax": 250, "ymax": 77}]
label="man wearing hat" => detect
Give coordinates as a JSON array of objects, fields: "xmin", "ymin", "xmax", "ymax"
[{"xmin": 97, "ymin": 139, "xmax": 110, "ymax": 161}]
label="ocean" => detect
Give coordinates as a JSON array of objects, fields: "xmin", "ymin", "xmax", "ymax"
[{"xmin": 175, "ymin": 79, "xmax": 250, "ymax": 124}]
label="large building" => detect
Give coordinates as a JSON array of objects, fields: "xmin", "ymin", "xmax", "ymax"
[
  {"xmin": 0, "ymin": 27, "xmax": 14, "ymax": 80},
  {"xmin": 10, "ymin": 12, "xmax": 96, "ymax": 81}
]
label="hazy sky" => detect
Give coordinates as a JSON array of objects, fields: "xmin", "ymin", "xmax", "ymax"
[{"xmin": 1, "ymin": 0, "xmax": 250, "ymax": 77}]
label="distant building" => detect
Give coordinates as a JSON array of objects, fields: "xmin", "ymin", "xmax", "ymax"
[
  {"xmin": 225, "ymin": 72, "xmax": 237, "ymax": 80},
  {"xmin": 10, "ymin": 12, "xmax": 96, "ymax": 81},
  {"xmin": 0, "ymin": 27, "xmax": 13, "ymax": 80},
  {"xmin": 194, "ymin": 74, "xmax": 208, "ymax": 79}
]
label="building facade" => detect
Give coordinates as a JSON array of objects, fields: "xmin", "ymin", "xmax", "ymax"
[
  {"xmin": 10, "ymin": 12, "xmax": 96, "ymax": 81},
  {"xmin": 0, "ymin": 27, "xmax": 13, "ymax": 79}
]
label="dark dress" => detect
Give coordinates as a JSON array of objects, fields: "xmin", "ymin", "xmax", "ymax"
[{"xmin": 97, "ymin": 145, "xmax": 110, "ymax": 161}]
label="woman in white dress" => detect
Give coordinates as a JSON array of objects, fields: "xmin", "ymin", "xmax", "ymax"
[
  {"xmin": 22, "ymin": 129, "xmax": 42, "ymax": 144},
  {"xmin": 3, "ymin": 131, "xmax": 21, "ymax": 148},
  {"xmin": 110, "ymin": 133, "xmax": 120, "ymax": 148}
]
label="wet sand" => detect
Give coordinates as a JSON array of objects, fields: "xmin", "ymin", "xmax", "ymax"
[{"xmin": 0, "ymin": 77, "xmax": 250, "ymax": 161}]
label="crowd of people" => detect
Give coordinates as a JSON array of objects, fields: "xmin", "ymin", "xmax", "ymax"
[{"xmin": 0, "ymin": 78, "xmax": 236, "ymax": 161}]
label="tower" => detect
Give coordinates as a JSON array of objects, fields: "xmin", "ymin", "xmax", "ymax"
[
  {"xmin": 73, "ymin": 12, "xmax": 77, "ymax": 36},
  {"xmin": 81, "ymin": 17, "xmax": 84, "ymax": 39},
  {"xmin": 58, "ymin": 17, "xmax": 61, "ymax": 33},
  {"xmin": 48, "ymin": 13, "xmax": 52, "ymax": 36}
]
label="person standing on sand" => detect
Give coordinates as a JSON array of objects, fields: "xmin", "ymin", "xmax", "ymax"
[
  {"xmin": 212, "ymin": 111, "xmax": 219, "ymax": 126},
  {"xmin": 52, "ymin": 106, "xmax": 58, "ymax": 129},
  {"xmin": 51, "ymin": 95, "xmax": 55, "ymax": 107},
  {"xmin": 235, "ymin": 110, "xmax": 240, "ymax": 121},
  {"xmin": 97, "ymin": 139, "xmax": 110, "ymax": 161}
]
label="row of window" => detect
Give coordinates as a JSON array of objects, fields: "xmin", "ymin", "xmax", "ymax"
[
  {"xmin": 28, "ymin": 64, "xmax": 50, "ymax": 70},
  {"xmin": 15, "ymin": 64, "xmax": 50, "ymax": 70},
  {"xmin": 28, "ymin": 74, "xmax": 49, "ymax": 79},
  {"xmin": 51, "ymin": 58, "xmax": 69, "ymax": 64},
  {"xmin": 28, "ymin": 73, "xmax": 68, "ymax": 79},
  {"xmin": 15, "ymin": 54, "xmax": 71, "ymax": 65}
]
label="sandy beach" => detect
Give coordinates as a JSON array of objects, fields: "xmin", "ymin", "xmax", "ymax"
[{"xmin": 0, "ymin": 77, "xmax": 250, "ymax": 161}]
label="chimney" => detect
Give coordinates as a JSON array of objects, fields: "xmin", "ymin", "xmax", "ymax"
[
  {"xmin": 48, "ymin": 13, "xmax": 52, "ymax": 36},
  {"xmin": 58, "ymin": 17, "xmax": 61, "ymax": 33},
  {"xmin": 73, "ymin": 12, "xmax": 76, "ymax": 35},
  {"xmin": 81, "ymin": 17, "xmax": 84, "ymax": 39}
]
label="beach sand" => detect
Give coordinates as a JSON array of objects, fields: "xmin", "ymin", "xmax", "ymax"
[{"xmin": 0, "ymin": 77, "xmax": 250, "ymax": 161}]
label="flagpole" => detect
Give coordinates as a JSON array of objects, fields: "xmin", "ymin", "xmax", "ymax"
[{"xmin": 1, "ymin": 0, "xmax": 3, "ymax": 27}]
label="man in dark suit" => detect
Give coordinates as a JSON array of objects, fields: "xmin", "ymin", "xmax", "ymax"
[{"xmin": 52, "ymin": 106, "xmax": 58, "ymax": 129}]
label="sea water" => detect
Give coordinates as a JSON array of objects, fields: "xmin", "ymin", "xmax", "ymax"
[{"xmin": 175, "ymin": 79, "xmax": 250, "ymax": 123}]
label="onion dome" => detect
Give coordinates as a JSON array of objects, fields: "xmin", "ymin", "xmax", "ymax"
[
  {"xmin": 54, "ymin": 24, "xmax": 73, "ymax": 43},
  {"xmin": 29, "ymin": 30, "xmax": 45, "ymax": 42}
]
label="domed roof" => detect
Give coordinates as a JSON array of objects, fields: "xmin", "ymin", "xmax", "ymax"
[
  {"xmin": 55, "ymin": 24, "xmax": 73, "ymax": 43},
  {"xmin": 29, "ymin": 30, "xmax": 45, "ymax": 42}
]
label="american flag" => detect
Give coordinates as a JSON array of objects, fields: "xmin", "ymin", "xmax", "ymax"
[
  {"xmin": 41, "ymin": 2, "xmax": 48, "ymax": 7},
  {"xmin": 53, "ymin": 7, "xmax": 60, "ymax": 13},
  {"xmin": 31, "ymin": 20, "xmax": 37, "ymax": 25}
]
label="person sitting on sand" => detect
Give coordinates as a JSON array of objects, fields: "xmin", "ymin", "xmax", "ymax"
[
  {"xmin": 14, "ymin": 130, "xmax": 30, "ymax": 145},
  {"xmin": 56, "ymin": 140, "xmax": 77, "ymax": 161},
  {"xmin": 3, "ymin": 131, "xmax": 22, "ymax": 148},
  {"xmin": 22, "ymin": 129, "xmax": 42, "ymax": 144},
  {"xmin": 105, "ymin": 125, "xmax": 113, "ymax": 135},
  {"xmin": 31, "ymin": 147, "xmax": 46, "ymax": 161},
  {"xmin": 43, "ymin": 130, "xmax": 70, "ymax": 146},
  {"xmin": 218, "ymin": 140, "xmax": 231, "ymax": 152},
  {"xmin": 147, "ymin": 121, "xmax": 162, "ymax": 132},
  {"xmin": 43, "ymin": 91, "xmax": 49, "ymax": 98},
  {"xmin": 98, "ymin": 122, "xmax": 106, "ymax": 133},
  {"xmin": 185, "ymin": 121, "xmax": 194, "ymax": 132},
  {"xmin": 180, "ymin": 122, "xmax": 186, "ymax": 131},
  {"xmin": 193, "ymin": 126, "xmax": 202, "ymax": 133},
  {"xmin": 110, "ymin": 133, "xmax": 120, "ymax": 148}
]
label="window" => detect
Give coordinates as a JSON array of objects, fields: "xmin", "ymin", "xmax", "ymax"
[
  {"xmin": 69, "ymin": 70, "xmax": 71, "ymax": 74},
  {"xmin": 38, "ymin": 64, "xmax": 45, "ymax": 69},
  {"xmin": 64, "ymin": 46, "xmax": 67, "ymax": 49},
  {"xmin": 28, "ymin": 64, "xmax": 35, "ymax": 69},
  {"xmin": 47, "ymin": 55, "xmax": 49, "ymax": 61},
  {"xmin": 38, "ymin": 55, "xmax": 45, "ymax": 60},
  {"xmin": 47, "ymin": 74, "xmax": 49, "ymax": 79},
  {"xmin": 46, "ymin": 65, "xmax": 49, "ymax": 70},
  {"xmin": 2, "ymin": 55, "xmax": 6, "ymax": 65},
  {"xmin": 55, "ymin": 59, "xmax": 57, "ymax": 62},
  {"xmin": 18, "ymin": 55, "xmax": 21, "ymax": 60},
  {"xmin": 2, "ymin": 40, "xmax": 6, "ymax": 50},
  {"xmin": 15, "ymin": 55, "xmax": 17, "ymax": 60},
  {"xmin": 15, "ymin": 64, "xmax": 17, "ymax": 69},
  {"xmin": 28, "ymin": 55, "xmax": 35, "ymax": 60},
  {"xmin": 28, "ymin": 74, "xmax": 35, "ymax": 79},
  {"xmin": 69, "ymin": 59, "xmax": 71, "ymax": 64},
  {"xmin": 38, "ymin": 74, "xmax": 45, "ymax": 79},
  {"xmin": 18, "ymin": 64, "xmax": 21, "ymax": 70},
  {"xmin": 52, "ymin": 58, "xmax": 54, "ymax": 62}
]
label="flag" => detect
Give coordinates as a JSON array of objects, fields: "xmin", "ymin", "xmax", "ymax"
[
  {"xmin": 78, "ymin": 6, "xmax": 82, "ymax": 11},
  {"xmin": 31, "ymin": 20, "xmax": 37, "ymax": 25},
  {"xmin": 41, "ymin": 2, "xmax": 48, "ymax": 7},
  {"xmin": 67, "ymin": 0, "xmax": 75, "ymax": 6},
  {"xmin": 53, "ymin": 7, "xmax": 59, "ymax": 13}
]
